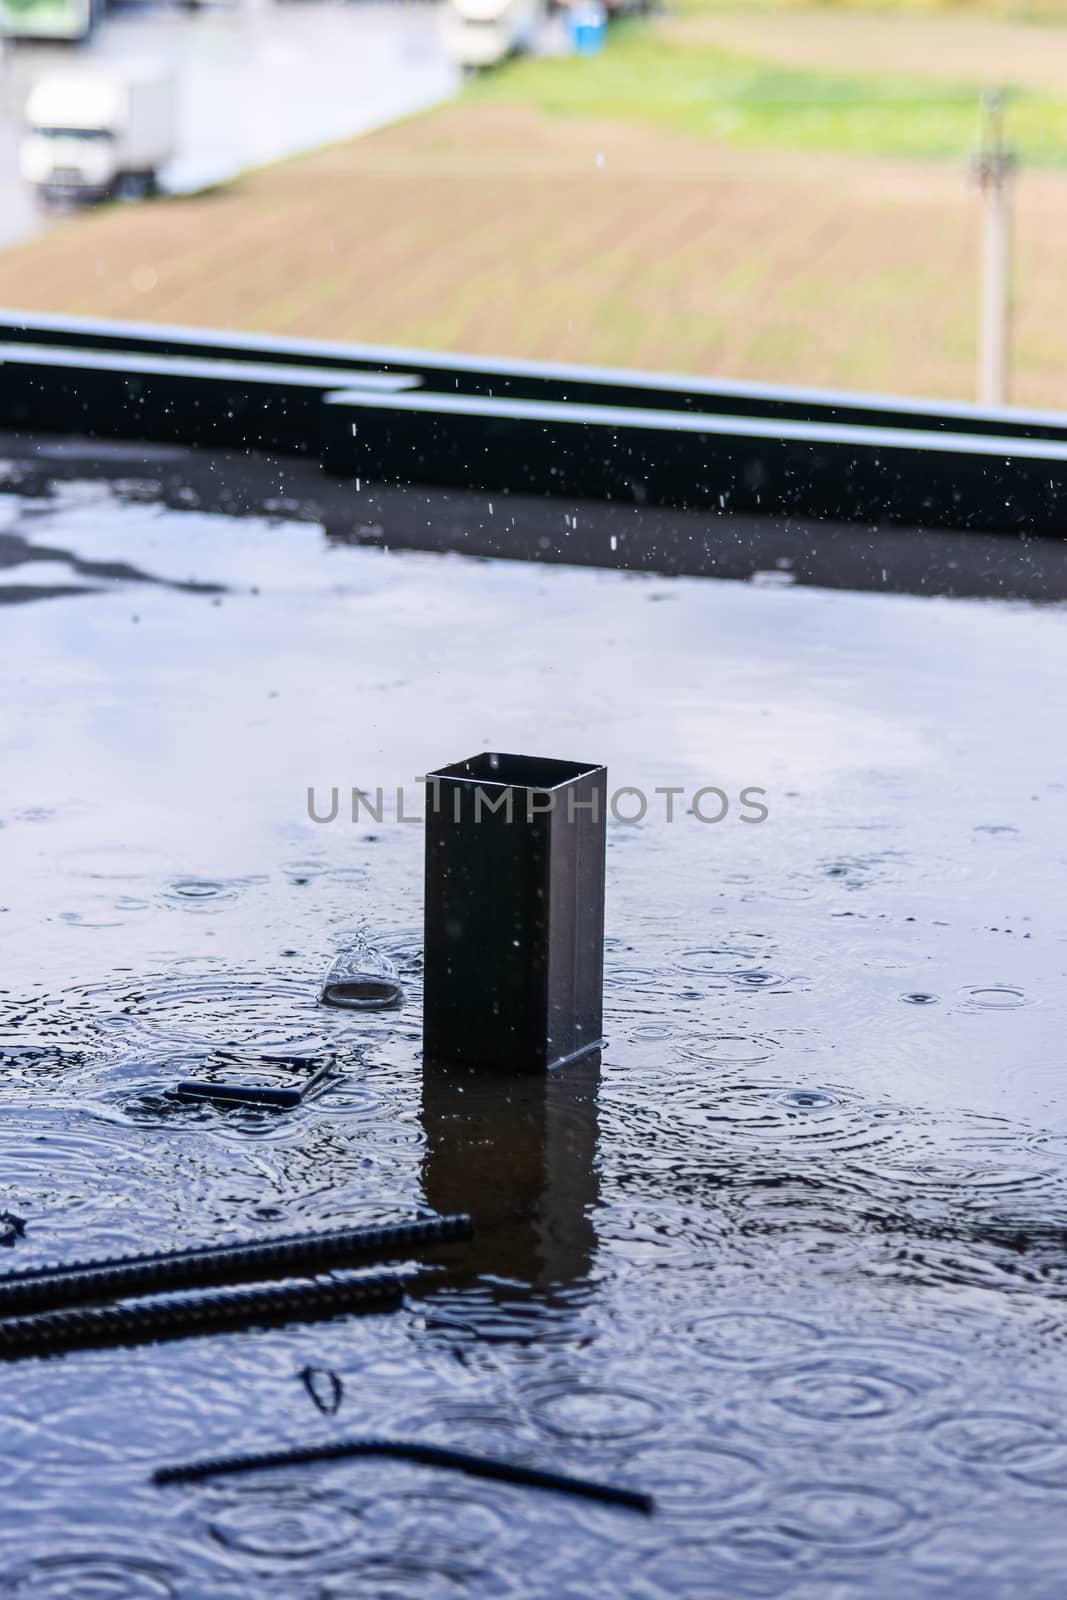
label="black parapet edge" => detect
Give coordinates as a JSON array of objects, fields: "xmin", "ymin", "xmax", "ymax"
[
  {"xmin": 2, "ymin": 310, "xmax": 1067, "ymax": 538},
  {"xmin": 322, "ymin": 388, "xmax": 1067, "ymax": 536},
  {"xmin": 5, "ymin": 307, "xmax": 1067, "ymax": 440},
  {"xmin": 0, "ymin": 340, "xmax": 419, "ymax": 456}
]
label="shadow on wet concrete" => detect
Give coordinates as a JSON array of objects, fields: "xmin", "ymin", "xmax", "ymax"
[{"xmin": 4, "ymin": 434, "xmax": 1067, "ymax": 603}]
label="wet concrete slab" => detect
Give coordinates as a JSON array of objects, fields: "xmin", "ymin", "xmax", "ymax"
[{"xmin": 1, "ymin": 472, "xmax": 1066, "ymax": 1596}]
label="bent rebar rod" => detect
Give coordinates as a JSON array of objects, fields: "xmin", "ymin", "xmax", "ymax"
[
  {"xmin": 154, "ymin": 1437, "xmax": 654, "ymax": 1513},
  {"xmin": 0, "ymin": 1272, "xmax": 407, "ymax": 1362},
  {"xmin": 0, "ymin": 1215, "xmax": 471, "ymax": 1317}
]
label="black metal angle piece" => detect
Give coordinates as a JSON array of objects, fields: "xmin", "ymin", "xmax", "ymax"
[{"xmin": 170, "ymin": 1054, "xmax": 337, "ymax": 1109}]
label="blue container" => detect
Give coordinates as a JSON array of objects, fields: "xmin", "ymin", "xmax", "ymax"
[{"xmin": 570, "ymin": 3, "xmax": 606, "ymax": 55}]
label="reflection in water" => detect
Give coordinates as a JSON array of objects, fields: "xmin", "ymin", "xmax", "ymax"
[
  {"xmin": 421, "ymin": 1053, "xmax": 600, "ymax": 1295},
  {"xmin": 0, "ymin": 518, "xmax": 226, "ymax": 606},
  {"xmin": 8, "ymin": 442, "xmax": 1067, "ymax": 602}
]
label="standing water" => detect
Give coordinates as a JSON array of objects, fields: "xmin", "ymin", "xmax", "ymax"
[{"xmin": 1, "ymin": 475, "xmax": 1066, "ymax": 1597}]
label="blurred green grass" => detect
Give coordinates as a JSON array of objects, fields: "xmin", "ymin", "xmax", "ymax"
[
  {"xmin": 675, "ymin": 0, "xmax": 1067, "ymax": 15},
  {"xmin": 467, "ymin": 20, "xmax": 1067, "ymax": 163}
]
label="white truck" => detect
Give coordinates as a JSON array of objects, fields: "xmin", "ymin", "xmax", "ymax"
[
  {"xmin": 20, "ymin": 64, "xmax": 178, "ymax": 206},
  {"xmin": 442, "ymin": 0, "xmax": 544, "ymax": 70}
]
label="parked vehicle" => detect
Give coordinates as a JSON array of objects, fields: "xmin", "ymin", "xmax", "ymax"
[
  {"xmin": 20, "ymin": 63, "xmax": 178, "ymax": 205},
  {"xmin": 0, "ymin": 0, "xmax": 101, "ymax": 43},
  {"xmin": 442, "ymin": 0, "xmax": 544, "ymax": 70},
  {"xmin": 568, "ymin": 1, "xmax": 606, "ymax": 54}
]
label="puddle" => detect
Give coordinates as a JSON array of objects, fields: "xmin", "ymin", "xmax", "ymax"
[{"xmin": 2, "ymin": 481, "xmax": 1067, "ymax": 1594}]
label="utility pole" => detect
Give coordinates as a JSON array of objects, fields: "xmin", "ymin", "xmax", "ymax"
[{"xmin": 973, "ymin": 90, "xmax": 1016, "ymax": 408}]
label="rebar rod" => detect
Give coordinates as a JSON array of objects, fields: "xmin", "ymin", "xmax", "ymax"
[
  {"xmin": 0, "ymin": 1272, "xmax": 407, "ymax": 1362},
  {"xmin": 154, "ymin": 1436, "xmax": 654, "ymax": 1512},
  {"xmin": 0, "ymin": 1215, "xmax": 471, "ymax": 1317}
]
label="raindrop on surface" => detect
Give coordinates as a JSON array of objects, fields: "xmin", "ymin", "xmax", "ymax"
[
  {"xmin": 777, "ymin": 1484, "xmax": 914, "ymax": 1548},
  {"xmin": 166, "ymin": 879, "xmax": 231, "ymax": 901},
  {"xmin": 618, "ymin": 1441, "xmax": 766, "ymax": 1517},
  {"xmin": 676, "ymin": 1032, "xmax": 780, "ymax": 1065},
  {"xmin": 61, "ymin": 970, "xmax": 337, "ymax": 1053},
  {"xmin": 765, "ymin": 1361, "xmax": 932, "ymax": 1424},
  {"xmin": 393, "ymin": 1402, "xmax": 528, "ymax": 1457},
  {"xmin": 777, "ymin": 1089, "xmax": 836, "ymax": 1110},
  {"xmin": 354, "ymin": 1490, "xmax": 508, "ymax": 1561},
  {"xmin": 958, "ymin": 986, "xmax": 1030, "ymax": 1011},
  {"xmin": 730, "ymin": 968, "xmax": 789, "ymax": 990},
  {"xmin": 319, "ymin": 1563, "xmax": 465, "ymax": 1600},
  {"xmin": 673, "ymin": 945, "xmax": 768, "ymax": 975},
  {"xmin": 210, "ymin": 1494, "xmax": 360, "ymax": 1560},
  {"xmin": 320, "ymin": 936, "xmax": 404, "ymax": 1011},
  {"xmin": 4, "ymin": 1557, "xmax": 177, "ymax": 1599},
  {"xmin": 628, "ymin": 1022, "xmax": 674, "ymax": 1042},
  {"xmin": 523, "ymin": 1380, "xmax": 664, "ymax": 1441},
  {"xmin": 636, "ymin": 1532, "xmax": 811, "ymax": 1600},
  {"xmin": 689, "ymin": 1310, "xmax": 823, "ymax": 1366},
  {"xmin": 927, "ymin": 1411, "xmax": 1064, "ymax": 1467}
]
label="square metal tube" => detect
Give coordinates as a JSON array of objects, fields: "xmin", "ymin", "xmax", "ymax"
[{"xmin": 423, "ymin": 753, "xmax": 607, "ymax": 1072}]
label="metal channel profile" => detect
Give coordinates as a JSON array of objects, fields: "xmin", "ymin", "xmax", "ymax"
[
  {"xmin": 322, "ymin": 388, "xmax": 1067, "ymax": 535},
  {"xmin": 0, "ymin": 342, "xmax": 419, "ymax": 454},
  {"xmin": 423, "ymin": 753, "xmax": 607, "ymax": 1074}
]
